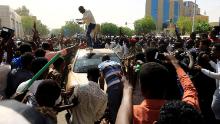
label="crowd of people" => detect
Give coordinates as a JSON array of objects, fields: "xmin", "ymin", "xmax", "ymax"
[{"xmin": 1, "ymin": 20, "xmax": 220, "ymax": 124}]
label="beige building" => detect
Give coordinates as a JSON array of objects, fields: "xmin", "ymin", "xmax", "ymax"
[
  {"xmin": 195, "ymin": 15, "xmax": 209, "ymax": 22},
  {"xmin": 145, "ymin": 0, "xmax": 184, "ymax": 30},
  {"xmin": 183, "ymin": 1, "xmax": 200, "ymax": 17},
  {"xmin": 0, "ymin": 5, "xmax": 24, "ymax": 38}
]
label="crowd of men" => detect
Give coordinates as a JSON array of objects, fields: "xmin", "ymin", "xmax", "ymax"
[{"xmin": 0, "ymin": 24, "xmax": 220, "ymax": 124}]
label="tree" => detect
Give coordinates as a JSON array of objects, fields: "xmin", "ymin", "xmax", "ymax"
[
  {"xmin": 176, "ymin": 16, "xmax": 192, "ymax": 35},
  {"xmin": 36, "ymin": 20, "xmax": 50, "ymax": 36},
  {"xmin": 134, "ymin": 16, "xmax": 156, "ymax": 35},
  {"xmin": 120, "ymin": 27, "xmax": 134, "ymax": 36},
  {"xmin": 15, "ymin": 6, "xmax": 30, "ymax": 16},
  {"xmin": 195, "ymin": 20, "xmax": 211, "ymax": 33},
  {"xmin": 61, "ymin": 21, "xmax": 83, "ymax": 37},
  {"xmin": 50, "ymin": 29, "xmax": 61, "ymax": 36},
  {"xmin": 101, "ymin": 23, "xmax": 119, "ymax": 36},
  {"xmin": 16, "ymin": 6, "xmax": 50, "ymax": 36},
  {"xmin": 21, "ymin": 16, "xmax": 35, "ymax": 35},
  {"xmin": 21, "ymin": 16, "xmax": 49, "ymax": 36}
]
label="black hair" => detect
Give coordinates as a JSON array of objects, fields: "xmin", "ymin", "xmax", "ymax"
[
  {"xmin": 35, "ymin": 79, "xmax": 61, "ymax": 107},
  {"xmin": 42, "ymin": 42, "xmax": 50, "ymax": 50},
  {"xmin": 78, "ymin": 6, "xmax": 84, "ymax": 10},
  {"xmin": 135, "ymin": 53, "xmax": 146, "ymax": 63},
  {"xmin": 145, "ymin": 48, "xmax": 159, "ymax": 62},
  {"xmin": 19, "ymin": 43, "xmax": 32, "ymax": 54},
  {"xmin": 214, "ymin": 43, "xmax": 220, "ymax": 51},
  {"xmin": 21, "ymin": 52, "xmax": 35, "ymax": 69},
  {"xmin": 102, "ymin": 55, "xmax": 110, "ymax": 62},
  {"xmin": 31, "ymin": 57, "xmax": 48, "ymax": 74},
  {"xmin": 200, "ymin": 39, "xmax": 211, "ymax": 47},
  {"xmin": 87, "ymin": 67, "xmax": 100, "ymax": 82},
  {"xmin": 157, "ymin": 101, "xmax": 204, "ymax": 124},
  {"xmin": 140, "ymin": 62, "xmax": 170, "ymax": 99},
  {"xmin": 35, "ymin": 48, "xmax": 46, "ymax": 58},
  {"xmin": 53, "ymin": 57, "xmax": 65, "ymax": 69}
]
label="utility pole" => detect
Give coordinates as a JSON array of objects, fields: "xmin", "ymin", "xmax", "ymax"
[{"xmin": 192, "ymin": 0, "xmax": 196, "ymax": 32}]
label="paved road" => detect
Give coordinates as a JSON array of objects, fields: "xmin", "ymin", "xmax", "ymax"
[{"xmin": 58, "ymin": 111, "xmax": 67, "ymax": 124}]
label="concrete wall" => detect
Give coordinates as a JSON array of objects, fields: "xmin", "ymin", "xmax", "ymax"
[{"xmin": 0, "ymin": 5, "xmax": 24, "ymax": 38}]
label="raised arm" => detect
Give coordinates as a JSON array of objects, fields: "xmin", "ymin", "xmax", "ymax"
[
  {"xmin": 115, "ymin": 76, "xmax": 133, "ymax": 124},
  {"xmin": 166, "ymin": 54, "xmax": 200, "ymax": 111},
  {"xmin": 201, "ymin": 68, "xmax": 220, "ymax": 80},
  {"xmin": 209, "ymin": 60, "xmax": 216, "ymax": 70}
]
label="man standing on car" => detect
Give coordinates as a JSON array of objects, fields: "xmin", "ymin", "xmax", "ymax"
[
  {"xmin": 98, "ymin": 55, "xmax": 123, "ymax": 124},
  {"xmin": 77, "ymin": 6, "xmax": 96, "ymax": 49}
]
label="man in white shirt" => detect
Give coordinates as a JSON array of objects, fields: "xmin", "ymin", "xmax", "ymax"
[
  {"xmin": 78, "ymin": 6, "xmax": 96, "ymax": 49},
  {"xmin": 68, "ymin": 67, "xmax": 107, "ymax": 124},
  {"xmin": 196, "ymin": 43, "xmax": 220, "ymax": 122}
]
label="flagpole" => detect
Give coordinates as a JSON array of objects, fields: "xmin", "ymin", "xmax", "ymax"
[{"xmin": 192, "ymin": 0, "xmax": 196, "ymax": 32}]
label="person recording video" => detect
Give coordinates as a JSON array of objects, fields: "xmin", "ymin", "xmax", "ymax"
[
  {"xmin": 0, "ymin": 27, "xmax": 16, "ymax": 64},
  {"xmin": 77, "ymin": 6, "xmax": 96, "ymax": 49}
]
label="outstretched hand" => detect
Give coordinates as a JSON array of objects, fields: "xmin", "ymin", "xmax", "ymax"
[{"xmin": 116, "ymin": 73, "xmax": 133, "ymax": 89}]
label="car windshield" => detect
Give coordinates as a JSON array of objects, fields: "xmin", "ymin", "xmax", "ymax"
[{"xmin": 73, "ymin": 52, "xmax": 120, "ymax": 73}]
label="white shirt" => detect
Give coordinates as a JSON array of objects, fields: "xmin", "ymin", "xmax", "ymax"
[
  {"xmin": 70, "ymin": 81, "xmax": 107, "ymax": 124},
  {"xmin": 123, "ymin": 43, "xmax": 129, "ymax": 57},
  {"xmin": 82, "ymin": 10, "xmax": 96, "ymax": 25},
  {"xmin": 16, "ymin": 79, "xmax": 43, "ymax": 95},
  {"xmin": 201, "ymin": 60, "xmax": 220, "ymax": 91},
  {"xmin": 105, "ymin": 43, "xmax": 110, "ymax": 49}
]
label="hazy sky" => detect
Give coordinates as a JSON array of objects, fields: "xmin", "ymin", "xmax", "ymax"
[{"xmin": 0, "ymin": 0, "xmax": 219, "ymax": 29}]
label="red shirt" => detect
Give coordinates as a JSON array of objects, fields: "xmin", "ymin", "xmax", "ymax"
[{"xmin": 133, "ymin": 67, "xmax": 200, "ymax": 124}]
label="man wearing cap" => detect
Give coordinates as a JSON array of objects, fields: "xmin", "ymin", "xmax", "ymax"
[{"xmin": 77, "ymin": 6, "xmax": 96, "ymax": 49}]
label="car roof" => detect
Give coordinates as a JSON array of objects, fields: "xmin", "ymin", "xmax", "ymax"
[{"xmin": 77, "ymin": 48, "xmax": 115, "ymax": 54}]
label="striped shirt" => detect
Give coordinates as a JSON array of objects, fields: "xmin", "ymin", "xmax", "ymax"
[{"xmin": 98, "ymin": 60, "xmax": 121, "ymax": 88}]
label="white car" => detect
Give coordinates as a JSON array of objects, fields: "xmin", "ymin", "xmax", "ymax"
[{"xmin": 67, "ymin": 48, "xmax": 121, "ymax": 88}]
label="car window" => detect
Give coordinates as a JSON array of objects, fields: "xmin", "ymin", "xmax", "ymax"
[{"xmin": 73, "ymin": 52, "xmax": 120, "ymax": 73}]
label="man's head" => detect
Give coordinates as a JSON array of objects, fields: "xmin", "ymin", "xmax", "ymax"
[
  {"xmin": 156, "ymin": 101, "xmax": 204, "ymax": 124},
  {"xmin": 87, "ymin": 67, "xmax": 100, "ymax": 83},
  {"xmin": 21, "ymin": 52, "xmax": 35, "ymax": 70},
  {"xmin": 42, "ymin": 42, "xmax": 50, "ymax": 50},
  {"xmin": 35, "ymin": 80, "xmax": 61, "ymax": 107},
  {"xmin": 211, "ymin": 43, "xmax": 220, "ymax": 59},
  {"xmin": 78, "ymin": 6, "xmax": 85, "ymax": 14},
  {"xmin": 140, "ymin": 62, "xmax": 171, "ymax": 99},
  {"xmin": 145, "ymin": 48, "xmax": 159, "ymax": 62},
  {"xmin": 31, "ymin": 57, "xmax": 48, "ymax": 79},
  {"xmin": 19, "ymin": 43, "xmax": 32, "ymax": 55},
  {"xmin": 102, "ymin": 55, "xmax": 110, "ymax": 62},
  {"xmin": 53, "ymin": 57, "xmax": 65, "ymax": 72},
  {"xmin": 199, "ymin": 39, "xmax": 211, "ymax": 51},
  {"xmin": 35, "ymin": 48, "xmax": 46, "ymax": 58}
]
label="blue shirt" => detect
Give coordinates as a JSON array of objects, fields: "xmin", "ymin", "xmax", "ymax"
[{"xmin": 98, "ymin": 60, "xmax": 121, "ymax": 88}]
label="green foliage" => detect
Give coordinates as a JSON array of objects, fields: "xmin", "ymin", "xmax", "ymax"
[
  {"xmin": 177, "ymin": 17, "xmax": 211, "ymax": 34},
  {"xmin": 61, "ymin": 21, "xmax": 83, "ymax": 37},
  {"xmin": 36, "ymin": 20, "xmax": 50, "ymax": 36},
  {"xmin": 195, "ymin": 20, "xmax": 211, "ymax": 33},
  {"xmin": 120, "ymin": 27, "xmax": 134, "ymax": 36},
  {"xmin": 134, "ymin": 16, "xmax": 156, "ymax": 35},
  {"xmin": 50, "ymin": 29, "xmax": 61, "ymax": 36},
  {"xmin": 101, "ymin": 23, "xmax": 119, "ymax": 36},
  {"xmin": 177, "ymin": 16, "xmax": 192, "ymax": 35},
  {"xmin": 21, "ymin": 16, "xmax": 34, "ymax": 35},
  {"xmin": 15, "ymin": 6, "xmax": 30, "ymax": 16},
  {"xmin": 16, "ymin": 6, "xmax": 49, "ymax": 36}
]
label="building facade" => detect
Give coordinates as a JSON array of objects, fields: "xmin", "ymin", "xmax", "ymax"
[
  {"xmin": 0, "ymin": 5, "xmax": 24, "ymax": 38},
  {"xmin": 145, "ymin": 0, "xmax": 184, "ymax": 30},
  {"xmin": 184, "ymin": 1, "xmax": 200, "ymax": 17},
  {"xmin": 183, "ymin": 1, "xmax": 209, "ymax": 23}
]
